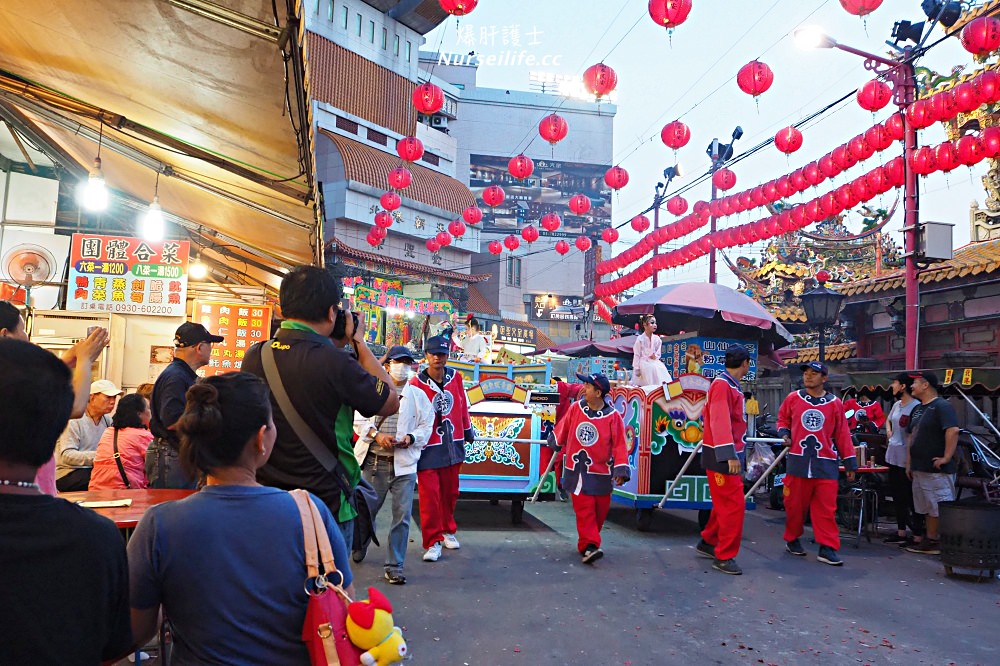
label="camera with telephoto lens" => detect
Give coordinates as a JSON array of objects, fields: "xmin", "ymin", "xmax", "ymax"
[{"xmin": 331, "ymin": 308, "xmax": 360, "ymax": 341}]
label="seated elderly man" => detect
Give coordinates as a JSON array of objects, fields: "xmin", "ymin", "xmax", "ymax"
[{"xmin": 55, "ymin": 379, "xmax": 123, "ymax": 491}]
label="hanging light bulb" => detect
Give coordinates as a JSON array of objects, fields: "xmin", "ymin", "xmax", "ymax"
[
  {"xmin": 189, "ymin": 254, "xmax": 208, "ymax": 280},
  {"xmin": 140, "ymin": 171, "xmax": 165, "ymax": 241},
  {"xmin": 78, "ymin": 157, "xmax": 108, "ymax": 212}
]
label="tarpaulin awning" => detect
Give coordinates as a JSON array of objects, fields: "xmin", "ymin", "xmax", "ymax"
[{"xmin": 847, "ymin": 368, "xmax": 1000, "ymax": 395}]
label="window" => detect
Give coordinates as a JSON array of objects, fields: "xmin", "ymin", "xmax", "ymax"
[
  {"xmin": 339, "ymin": 5, "xmax": 348, "ymax": 29},
  {"xmin": 382, "ymin": 27, "xmax": 388, "ymax": 49},
  {"xmin": 355, "ymin": 13, "xmax": 362, "ymax": 36},
  {"xmin": 405, "ymin": 40, "xmax": 412, "ymax": 62},
  {"xmin": 368, "ymin": 20, "xmax": 375, "ymax": 43},
  {"xmin": 506, "ymin": 257, "xmax": 522, "ymax": 287},
  {"xmin": 325, "ymin": 1, "xmax": 332, "ymax": 21},
  {"xmin": 393, "ymin": 35, "xmax": 400, "ymax": 56}
]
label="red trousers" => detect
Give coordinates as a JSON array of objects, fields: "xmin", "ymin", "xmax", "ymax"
[
  {"xmin": 570, "ymin": 493, "xmax": 611, "ymax": 553},
  {"xmin": 417, "ymin": 463, "xmax": 461, "ymax": 549},
  {"xmin": 701, "ymin": 470, "xmax": 746, "ymax": 561},
  {"xmin": 782, "ymin": 475, "xmax": 840, "ymax": 550}
]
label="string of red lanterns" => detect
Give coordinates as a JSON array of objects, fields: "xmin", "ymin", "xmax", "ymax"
[
  {"xmin": 736, "ymin": 60, "xmax": 774, "ymax": 98},
  {"xmin": 647, "ymin": 0, "xmax": 693, "ymax": 30},
  {"xmin": 583, "ymin": 63, "xmax": 618, "ymax": 98}
]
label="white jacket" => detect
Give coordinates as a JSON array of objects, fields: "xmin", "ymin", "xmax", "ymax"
[{"xmin": 353, "ymin": 381, "xmax": 434, "ymax": 476}]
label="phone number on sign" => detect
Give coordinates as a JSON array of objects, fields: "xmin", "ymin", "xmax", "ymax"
[{"xmin": 103, "ymin": 304, "xmax": 178, "ymax": 315}]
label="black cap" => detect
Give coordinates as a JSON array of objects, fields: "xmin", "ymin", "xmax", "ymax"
[
  {"xmin": 174, "ymin": 322, "xmax": 224, "ymax": 348},
  {"xmin": 800, "ymin": 361, "xmax": 828, "ymax": 375},
  {"xmin": 725, "ymin": 344, "xmax": 751, "ymax": 368},
  {"xmin": 425, "ymin": 335, "xmax": 450, "ymax": 355},
  {"xmin": 576, "ymin": 372, "xmax": 611, "ymax": 396},
  {"xmin": 891, "ymin": 371, "xmax": 914, "ymax": 387},
  {"xmin": 908, "ymin": 370, "xmax": 940, "ymax": 390},
  {"xmin": 385, "ymin": 345, "xmax": 416, "ymax": 363}
]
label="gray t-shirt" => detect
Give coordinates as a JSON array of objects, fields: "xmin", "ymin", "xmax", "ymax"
[
  {"xmin": 886, "ymin": 399, "xmax": 917, "ymax": 467},
  {"xmin": 55, "ymin": 413, "xmax": 111, "ymax": 478}
]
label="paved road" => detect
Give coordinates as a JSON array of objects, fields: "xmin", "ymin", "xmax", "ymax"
[{"xmin": 349, "ymin": 498, "xmax": 999, "ymax": 665}]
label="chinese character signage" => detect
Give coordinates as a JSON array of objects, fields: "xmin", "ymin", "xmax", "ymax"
[
  {"xmin": 661, "ymin": 336, "xmax": 758, "ymax": 382},
  {"xmin": 352, "ymin": 285, "xmax": 453, "ymax": 315},
  {"xmin": 484, "ymin": 318, "xmax": 536, "ymax": 346},
  {"xmin": 530, "ymin": 294, "xmax": 585, "ymax": 321},
  {"xmin": 194, "ymin": 301, "xmax": 272, "ymax": 376},
  {"xmin": 68, "ymin": 234, "xmax": 189, "ymax": 316}
]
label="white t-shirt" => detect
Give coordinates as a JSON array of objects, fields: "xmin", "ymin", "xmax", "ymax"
[
  {"xmin": 886, "ymin": 399, "xmax": 918, "ymax": 467},
  {"xmin": 462, "ymin": 333, "xmax": 490, "ymax": 361}
]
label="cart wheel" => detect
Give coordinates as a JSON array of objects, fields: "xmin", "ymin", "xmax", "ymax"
[
  {"xmin": 698, "ymin": 509, "xmax": 712, "ymax": 530},
  {"xmin": 511, "ymin": 500, "xmax": 524, "ymax": 524},
  {"xmin": 635, "ymin": 508, "xmax": 654, "ymax": 532}
]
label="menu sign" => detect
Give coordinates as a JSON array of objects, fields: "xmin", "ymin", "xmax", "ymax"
[
  {"xmin": 68, "ymin": 234, "xmax": 190, "ymax": 317},
  {"xmin": 193, "ymin": 301, "xmax": 272, "ymax": 376}
]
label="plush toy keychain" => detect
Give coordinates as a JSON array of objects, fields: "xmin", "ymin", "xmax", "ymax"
[{"xmin": 345, "ymin": 587, "xmax": 407, "ymax": 666}]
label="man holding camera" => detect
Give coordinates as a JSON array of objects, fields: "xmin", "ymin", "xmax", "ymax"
[{"xmin": 243, "ymin": 266, "xmax": 398, "ymax": 549}]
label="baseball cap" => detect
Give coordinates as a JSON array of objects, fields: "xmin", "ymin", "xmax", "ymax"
[
  {"xmin": 424, "ymin": 335, "xmax": 450, "ymax": 355},
  {"xmin": 891, "ymin": 371, "xmax": 914, "ymax": 387},
  {"xmin": 385, "ymin": 345, "xmax": 416, "ymax": 363},
  {"xmin": 800, "ymin": 361, "xmax": 829, "ymax": 375},
  {"xmin": 90, "ymin": 379, "xmax": 123, "ymax": 396},
  {"xmin": 908, "ymin": 370, "xmax": 940, "ymax": 390},
  {"xmin": 576, "ymin": 372, "xmax": 611, "ymax": 395},
  {"xmin": 174, "ymin": 322, "xmax": 224, "ymax": 348}
]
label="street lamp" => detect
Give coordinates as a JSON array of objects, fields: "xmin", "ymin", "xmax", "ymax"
[
  {"xmin": 800, "ymin": 271, "xmax": 846, "ymax": 365},
  {"xmin": 651, "ymin": 163, "xmax": 683, "ymax": 288},
  {"xmin": 794, "ymin": 26, "xmax": 920, "ymax": 369},
  {"xmin": 706, "ymin": 126, "xmax": 742, "ymax": 283}
]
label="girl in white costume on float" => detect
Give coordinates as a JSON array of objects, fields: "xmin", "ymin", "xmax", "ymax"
[{"xmin": 631, "ymin": 315, "xmax": 672, "ymax": 386}]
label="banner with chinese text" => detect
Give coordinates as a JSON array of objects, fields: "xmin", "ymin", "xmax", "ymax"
[
  {"xmin": 352, "ymin": 285, "xmax": 453, "ymax": 315},
  {"xmin": 68, "ymin": 234, "xmax": 189, "ymax": 317},
  {"xmin": 193, "ymin": 301, "xmax": 272, "ymax": 376}
]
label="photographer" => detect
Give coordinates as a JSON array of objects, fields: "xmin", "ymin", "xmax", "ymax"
[{"xmin": 243, "ymin": 266, "xmax": 398, "ymax": 550}]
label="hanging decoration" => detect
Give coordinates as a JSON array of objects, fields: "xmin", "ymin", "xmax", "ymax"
[
  {"xmin": 436, "ymin": 231, "xmax": 453, "ymax": 247},
  {"xmin": 660, "ymin": 120, "xmax": 691, "ymax": 150},
  {"xmin": 488, "ymin": 240, "xmax": 503, "ymax": 255},
  {"xmin": 583, "ymin": 63, "xmax": 618, "ymax": 98},
  {"xmin": 521, "ymin": 225, "xmax": 540, "ymax": 243},
  {"xmin": 426, "ymin": 238, "xmax": 441, "ymax": 253},
  {"xmin": 647, "ymin": 0, "xmax": 693, "ymax": 30},
  {"xmin": 961, "ymin": 16, "xmax": 1000, "ymax": 57},
  {"xmin": 601, "ymin": 227, "xmax": 620, "ymax": 244},
  {"xmin": 439, "ymin": 0, "xmax": 478, "ymax": 16},
  {"xmin": 388, "ymin": 166, "xmax": 412, "ymax": 190},
  {"xmin": 370, "ymin": 225, "xmax": 387, "ymax": 241},
  {"xmin": 554, "ymin": 240, "xmax": 570, "ymax": 255},
  {"xmin": 367, "ymin": 231, "xmax": 382, "ymax": 248},
  {"xmin": 508, "ymin": 154, "xmax": 535, "ymax": 180},
  {"xmin": 774, "ymin": 126, "xmax": 803, "ymax": 155},
  {"xmin": 666, "ymin": 196, "xmax": 688, "ymax": 216},
  {"xmin": 857, "ymin": 79, "xmax": 892, "ymax": 112},
  {"xmin": 412, "ymin": 82, "xmax": 444, "ymax": 115},
  {"xmin": 396, "ymin": 137, "xmax": 424, "ymax": 162},
  {"xmin": 712, "ymin": 168, "xmax": 737, "ymax": 190},
  {"xmin": 575, "ymin": 236, "xmax": 592, "ymax": 252},
  {"xmin": 538, "ymin": 113, "xmax": 569, "ymax": 144},
  {"xmin": 604, "ymin": 165, "xmax": 630, "ymax": 190},
  {"xmin": 631, "ymin": 214, "xmax": 651, "ymax": 232},
  {"xmin": 463, "ymin": 205, "xmax": 483, "ymax": 224},
  {"xmin": 482, "ymin": 184, "xmax": 506, "ymax": 207},
  {"xmin": 540, "ymin": 212, "xmax": 562, "ymax": 232},
  {"xmin": 838, "ymin": 0, "xmax": 883, "ymax": 16},
  {"xmin": 374, "ymin": 211, "xmax": 394, "ymax": 229},
  {"xmin": 448, "ymin": 220, "xmax": 467, "ymax": 237},
  {"xmin": 736, "ymin": 60, "xmax": 773, "ymax": 99},
  {"xmin": 569, "ymin": 193, "xmax": 591, "ymax": 215},
  {"xmin": 380, "ymin": 191, "xmax": 401, "ymax": 211},
  {"xmin": 504, "ymin": 234, "xmax": 520, "ymax": 251}
]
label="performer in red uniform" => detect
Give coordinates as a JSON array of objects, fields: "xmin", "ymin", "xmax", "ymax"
[
  {"xmin": 844, "ymin": 388, "xmax": 886, "ymax": 431},
  {"xmin": 778, "ymin": 361, "xmax": 857, "ymax": 566},
  {"xmin": 696, "ymin": 345, "xmax": 752, "ymax": 575},
  {"xmin": 548, "ymin": 373, "xmax": 631, "ymax": 564}
]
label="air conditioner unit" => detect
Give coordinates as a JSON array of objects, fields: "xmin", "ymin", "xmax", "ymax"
[{"xmin": 431, "ymin": 115, "xmax": 449, "ymax": 128}]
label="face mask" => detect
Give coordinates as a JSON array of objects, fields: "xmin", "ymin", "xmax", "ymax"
[{"xmin": 389, "ymin": 363, "xmax": 410, "ymax": 381}]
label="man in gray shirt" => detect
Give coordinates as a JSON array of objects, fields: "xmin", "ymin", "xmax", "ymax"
[{"xmin": 55, "ymin": 379, "xmax": 122, "ymax": 491}]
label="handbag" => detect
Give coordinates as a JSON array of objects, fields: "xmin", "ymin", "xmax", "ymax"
[{"xmin": 290, "ymin": 489, "xmax": 364, "ymax": 666}]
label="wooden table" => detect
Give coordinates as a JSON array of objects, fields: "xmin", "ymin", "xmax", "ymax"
[
  {"xmin": 838, "ymin": 466, "xmax": 889, "ymax": 547},
  {"xmin": 59, "ymin": 488, "xmax": 196, "ymax": 534}
]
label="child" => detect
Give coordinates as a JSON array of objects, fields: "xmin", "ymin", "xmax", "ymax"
[{"xmin": 548, "ymin": 373, "xmax": 631, "ymax": 563}]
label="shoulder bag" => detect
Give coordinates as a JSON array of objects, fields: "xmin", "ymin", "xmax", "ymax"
[{"xmin": 112, "ymin": 429, "xmax": 131, "ymax": 489}]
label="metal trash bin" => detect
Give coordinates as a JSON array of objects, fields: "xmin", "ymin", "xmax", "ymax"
[{"xmin": 939, "ymin": 500, "xmax": 1000, "ymax": 578}]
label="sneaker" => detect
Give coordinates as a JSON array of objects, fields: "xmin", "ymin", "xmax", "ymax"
[
  {"xmin": 128, "ymin": 652, "xmax": 151, "ymax": 663},
  {"xmin": 581, "ymin": 544, "xmax": 604, "ymax": 564},
  {"xmin": 557, "ymin": 488, "xmax": 569, "ymax": 502},
  {"xmin": 905, "ymin": 539, "xmax": 941, "ymax": 555},
  {"xmin": 695, "ymin": 539, "xmax": 716, "ymax": 559},
  {"xmin": 883, "ymin": 534, "xmax": 908, "ymax": 545},
  {"xmin": 817, "ymin": 545, "xmax": 843, "ymax": 566},
  {"xmin": 712, "ymin": 558, "xmax": 743, "ymax": 575},
  {"xmin": 422, "ymin": 542, "xmax": 442, "ymax": 562},
  {"xmin": 785, "ymin": 539, "xmax": 807, "ymax": 557},
  {"xmin": 384, "ymin": 570, "xmax": 406, "ymax": 585},
  {"xmin": 351, "ymin": 546, "xmax": 367, "ymax": 563},
  {"xmin": 442, "ymin": 533, "xmax": 461, "ymax": 550}
]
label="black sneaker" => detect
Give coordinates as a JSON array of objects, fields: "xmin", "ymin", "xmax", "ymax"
[
  {"xmin": 712, "ymin": 558, "xmax": 743, "ymax": 575},
  {"xmin": 785, "ymin": 539, "xmax": 807, "ymax": 556},
  {"xmin": 384, "ymin": 570, "xmax": 406, "ymax": 585},
  {"xmin": 581, "ymin": 544, "xmax": 604, "ymax": 564},
  {"xmin": 905, "ymin": 539, "xmax": 941, "ymax": 555},
  {"xmin": 817, "ymin": 545, "xmax": 843, "ymax": 566},
  {"xmin": 351, "ymin": 546, "xmax": 367, "ymax": 563},
  {"xmin": 695, "ymin": 539, "xmax": 716, "ymax": 559},
  {"xmin": 883, "ymin": 534, "xmax": 908, "ymax": 544}
]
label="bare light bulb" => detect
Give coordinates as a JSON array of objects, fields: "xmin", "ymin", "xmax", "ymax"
[
  {"xmin": 78, "ymin": 158, "xmax": 108, "ymax": 212},
  {"xmin": 189, "ymin": 259, "xmax": 208, "ymax": 280},
  {"xmin": 141, "ymin": 197, "xmax": 164, "ymax": 241}
]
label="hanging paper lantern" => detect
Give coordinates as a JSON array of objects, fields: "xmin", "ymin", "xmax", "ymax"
[
  {"xmin": 974, "ymin": 70, "xmax": 1000, "ymax": 104},
  {"xmin": 818, "ymin": 155, "xmax": 841, "ymax": 180},
  {"xmin": 935, "ymin": 141, "xmax": 960, "ymax": 173},
  {"xmin": 831, "ymin": 145, "xmax": 856, "ymax": 171},
  {"xmin": 439, "ymin": 0, "xmax": 478, "ymax": 16},
  {"xmin": 568, "ymin": 194, "xmax": 591, "ymax": 215},
  {"xmin": 508, "ymin": 154, "xmax": 534, "ymax": 180},
  {"xmin": 601, "ymin": 227, "xmax": 620, "ymax": 244},
  {"xmin": 425, "ymin": 238, "xmax": 441, "ymax": 253},
  {"xmin": 865, "ymin": 124, "xmax": 893, "ymax": 152},
  {"xmin": 520, "ymin": 225, "xmax": 540, "ymax": 244},
  {"xmin": 583, "ymin": 63, "xmax": 618, "ymax": 98},
  {"xmin": 380, "ymin": 191, "xmax": 401, "ymax": 211},
  {"xmin": 374, "ymin": 211, "xmax": 394, "ymax": 229},
  {"xmin": 736, "ymin": 60, "xmax": 773, "ymax": 97},
  {"xmin": 482, "ymin": 184, "xmax": 505, "ymax": 207},
  {"xmin": 884, "ymin": 156, "xmax": 906, "ymax": 187},
  {"xmin": 958, "ymin": 135, "xmax": 987, "ymax": 166},
  {"xmin": 504, "ymin": 235, "xmax": 521, "ymax": 252},
  {"xmin": 448, "ymin": 220, "xmax": 467, "ymax": 237},
  {"xmin": 928, "ymin": 91, "xmax": 958, "ymax": 123},
  {"xmin": 803, "ymin": 162, "xmax": 824, "ymax": 187},
  {"xmin": 857, "ymin": 79, "xmax": 892, "ymax": 112},
  {"xmin": 575, "ymin": 236, "xmax": 592, "ymax": 252},
  {"xmin": 412, "ymin": 82, "xmax": 444, "ymax": 114},
  {"xmin": 604, "ymin": 166, "xmax": 630, "ymax": 190},
  {"xmin": 790, "ymin": 169, "xmax": 808, "ymax": 192},
  {"xmin": 367, "ymin": 231, "xmax": 382, "ymax": 247},
  {"xmin": 555, "ymin": 240, "xmax": 570, "ymax": 255},
  {"xmin": 906, "ymin": 99, "xmax": 935, "ymax": 129},
  {"xmin": 666, "ymin": 196, "xmax": 688, "ymax": 216},
  {"xmin": 838, "ymin": 0, "xmax": 883, "ymax": 15},
  {"xmin": 909, "ymin": 146, "xmax": 936, "ymax": 175},
  {"xmin": 954, "ymin": 82, "xmax": 981, "ymax": 113},
  {"xmin": 982, "ymin": 126, "xmax": 1000, "ymax": 157},
  {"xmin": 388, "ymin": 166, "xmax": 412, "ymax": 190},
  {"xmin": 884, "ymin": 112, "xmax": 905, "ymax": 141},
  {"xmin": 540, "ymin": 212, "xmax": 562, "ymax": 232},
  {"xmin": 647, "ymin": 0, "xmax": 693, "ymax": 29},
  {"xmin": 487, "ymin": 240, "xmax": 503, "ymax": 255},
  {"xmin": 660, "ymin": 120, "xmax": 691, "ymax": 150},
  {"xmin": 631, "ymin": 214, "xmax": 651, "ymax": 232},
  {"xmin": 712, "ymin": 168, "xmax": 737, "ymax": 190},
  {"xmin": 847, "ymin": 135, "xmax": 874, "ymax": 162},
  {"xmin": 774, "ymin": 126, "xmax": 803, "ymax": 154},
  {"xmin": 370, "ymin": 224, "xmax": 387, "ymax": 240},
  {"xmin": 436, "ymin": 231, "xmax": 452, "ymax": 247},
  {"xmin": 462, "ymin": 205, "xmax": 483, "ymax": 224},
  {"xmin": 961, "ymin": 16, "xmax": 1000, "ymax": 56},
  {"xmin": 538, "ymin": 113, "xmax": 569, "ymax": 144},
  {"xmin": 397, "ymin": 137, "xmax": 424, "ymax": 162}
]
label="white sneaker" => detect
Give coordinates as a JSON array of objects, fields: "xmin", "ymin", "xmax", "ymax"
[
  {"xmin": 128, "ymin": 651, "xmax": 151, "ymax": 663},
  {"xmin": 422, "ymin": 542, "xmax": 442, "ymax": 562},
  {"xmin": 442, "ymin": 533, "xmax": 461, "ymax": 550}
]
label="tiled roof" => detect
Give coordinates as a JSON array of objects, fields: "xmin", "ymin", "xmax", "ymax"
[
  {"xmin": 771, "ymin": 304, "xmax": 808, "ymax": 323},
  {"xmin": 749, "ymin": 260, "xmax": 814, "ymax": 280},
  {"xmin": 535, "ymin": 328, "xmax": 556, "ymax": 350},
  {"xmin": 321, "ymin": 130, "xmax": 476, "ymax": 215},
  {"xmin": 331, "ymin": 238, "xmax": 491, "ymax": 283},
  {"xmin": 840, "ymin": 238, "xmax": 1000, "ymax": 297},
  {"xmin": 786, "ymin": 342, "xmax": 857, "ymax": 364},
  {"xmin": 467, "ymin": 285, "xmax": 498, "ymax": 316}
]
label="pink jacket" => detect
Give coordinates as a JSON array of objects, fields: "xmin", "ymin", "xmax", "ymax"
[{"xmin": 89, "ymin": 427, "xmax": 154, "ymax": 490}]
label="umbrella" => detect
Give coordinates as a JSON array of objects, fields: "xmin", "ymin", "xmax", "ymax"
[
  {"xmin": 613, "ymin": 282, "xmax": 794, "ymax": 350},
  {"xmin": 529, "ymin": 335, "xmax": 638, "ymax": 358}
]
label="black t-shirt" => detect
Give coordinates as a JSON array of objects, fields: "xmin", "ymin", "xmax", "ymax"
[
  {"xmin": 0, "ymin": 493, "xmax": 132, "ymax": 664},
  {"xmin": 149, "ymin": 357, "xmax": 198, "ymax": 447},
  {"xmin": 907, "ymin": 397, "xmax": 959, "ymax": 473},
  {"xmin": 242, "ymin": 327, "xmax": 391, "ymax": 520}
]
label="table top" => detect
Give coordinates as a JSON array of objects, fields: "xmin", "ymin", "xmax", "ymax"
[
  {"xmin": 840, "ymin": 466, "xmax": 889, "ymax": 473},
  {"xmin": 59, "ymin": 489, "xmax": 196, "ymax": 529}
]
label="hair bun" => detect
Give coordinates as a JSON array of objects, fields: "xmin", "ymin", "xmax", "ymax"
[{"xmin": 186, "ymin": 382, "xmax": 220, "ymax": 408}]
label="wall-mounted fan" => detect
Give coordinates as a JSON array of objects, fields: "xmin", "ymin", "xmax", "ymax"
[{"xmin": 1, "ymin": 243, "xmax": 58, "ymax": 308}]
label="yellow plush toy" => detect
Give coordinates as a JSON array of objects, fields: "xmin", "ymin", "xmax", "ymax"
[{"xmin": 346, "ymin": 587, "xmax": 407, "ymax": 666}]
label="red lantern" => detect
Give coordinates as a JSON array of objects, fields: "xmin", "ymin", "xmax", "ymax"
[
  {"xmin": 604, "ymin": 166, "xmax": 630, "ymax": 190},
  {"xmin": 425, "ymin": 238, "xmax": 441, "ymax": 253},
  {"xmin": 448, "ymin": 220, "xmax": 467, "ymax": 237},
  {"xmin": 482, "ymin": 184, "xmax": 505, "ymax": 207},
  {"xmin": 602, "ymin": 227, "xmax": 620, "ymax": 244},
  {"xmin": 575, "ymin": 236, "xmax": 592, "ymax": 252},
  {"xmin": 396, "ymin": 137, "xmax": 424, "ymax": 162},
  {"xmin": 838, "ymin": 0, "xmax": 883, "ymax": 15},
  {"xmin": 910, "ymin": 146, "xmax": 936, "ymax": 175},
  {"xmin": 583, "ymin": 63, "xmax": 618, "ymax": 98},
  {"xmin": 438, "ymin": 0, "xmax": 478, "ymax": 15},
  {"xmin": 666, "ymin": 196, "xmax": 688, "ymax": 216},
  {"xmin": 367, "ymin": 232, "xmax": 382, "ymax": 247},
  {"xmin": 956, "ymin": 135, "xmax": 986, "ymax": 167},
  {"xmin": 857, "ymin": 79, "xmax": 892, "ymax": 112},
  {"xmin": 631, "ymin": 214, "xmax": 651, "ymax": 232},
  {"xmin": 487, "ymin": 240, "xmax": 503, "ymax": 255},
  {"xmin": 974, "ymin": 70, "xmax": 1000, "ymax": 104},
  {"xmin": 539, "ymin": 113, "xmax": 569, "ymax": 144},
  {"xmin": 508, "ymin": 154, "xmax": 534, "ymax": 180},
  {"xmin": 370, "ymin": 224, "xmax": 387, "ymax": 240},
  {"xmin": 934, "ymin": 141, "xmax": 960, "ymax": 173},
  {"xmin": 661, "ymin": 120, "xmax": 691, "ymax": 149},
  {"xmin": 982, "ymin": 126, "xmax": 1000, "ymax": 157},
  {"xmin": 803, "ymin": 162, "xmax": 824, "ymax": 187},
  {"xmin": 848, "ymin": 135, "xmax": 874, "ymax": 162},
  {"xmin": 555, "ymin": 240, "xmax": 570, "ymax": 255},
  {"xmin": 961, "ymin": 16, "xmax": 1000, "ymax": 56},
  {"xmin": 774, "ymin": 126, "xmax": 803, "ymax": 154},
  {"xmin": 436, "ymin": 231, "xmax": 452, "ymax": 247},
  {"xmin": 928, "ymin": 91, "xmax": 958, "ymax": 123},
  {"xmin": 412, "ymin": 82, "xmax": 444, "ymax": 114},
  {"xmin": 954, "ymin": 82, "xmax": 981, "ymax": 113},
  {"xmin": 818, "ymin": 154, "xmax": 841, "ymax": 179},
  {"xmin": 884, "ymin": 156, "xmax": 905, "ymax": 187},
  {"xmin": 569, "ymin": 194, "xmax": 591, "ymax": 215},
  {"xmin": 736, "ymin": 60, "xmax": 773, "ymax": 97},
  {"xmin": 380, "ymin": 191, "xmax": 401, "ymax": 211},
  {"xmin": 712, "ymin": 168, "xmax": 737, "ymax": 190},
  {"xmin": 835, "ymin": 183, "xmax": 857, "ymax": 209},
  {"xmin": 503, "ymin": 234, "xmax": 520, "ymax": 251},
  {"xmin": 540, "ymin": 212, "xmax": 562, "ymax": 232},
  {"xmin": 388, "ymin": 166, "xmax": 412, "ymax": 190},
  {"xmin": 521, "ymin": 225, "xmax": 540, "ymax": 244},
  {"xmin": 775, "ymin": 176, "xmax": 794, "ymax": 198},
  {"xmin": 831, "ymin": 145, "xmax": 856, "ymax": 170},
  {"xmin": 884, "ymin": 112, "xmax": 905, "ymax": 141},
  {"xmin": 463, "ymin": 205, "xmax": 483, "ymax": 225},
  {"xmin": 374, "ymin": 211, "xmax": 393, "ymax": 229},
  {"xmin": 906, "ymin": 99, "xmax": 935, "ymax": 129},
  {"xmin": 648, "ymin": 0, "xmax": 692, "ymax": 29},
  {"xmin": 865, "ymin": 124, "xmax": 893, "ymax": 152},
  {"xmin": 790, "ymin": 170, "xmax": 808, "ymax": 192}
]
